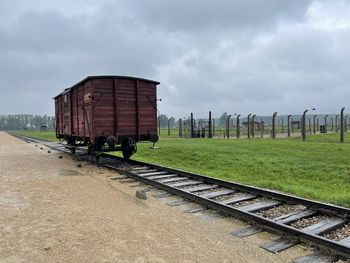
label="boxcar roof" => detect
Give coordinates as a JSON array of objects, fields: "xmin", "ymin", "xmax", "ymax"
[{"xmin": 53, "ymin": 75, "xmax": 160, "ymax": 99}]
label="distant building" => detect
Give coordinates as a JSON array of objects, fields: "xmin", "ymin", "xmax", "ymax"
[
  {"xmin": 40, "ymin": 123, "xmax": 47, "ymax": 132},
  {"xmin": 242, "ymin": 121, "xmax": 264, "ymax": 131},
  {"xmin": 291, "ymin": 120, "xmax": 301, "ymax": 129}
]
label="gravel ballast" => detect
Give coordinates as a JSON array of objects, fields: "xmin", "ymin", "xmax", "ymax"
[
  {"xmin": 256, "ymin": 204, "xmax": 306, "ymax": 219},
  {"xmin": 290, "ymin": 215, "xmax": 329, "ymax": 229}
]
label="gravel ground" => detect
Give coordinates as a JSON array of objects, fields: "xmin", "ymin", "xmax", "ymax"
[
  {"xmin": 324, "ymin": 223, "xmax": 350, "ymax": 241},
  {"xmin": 290, "ymin": 215, "xmax": 329, "ymax": 229},
  {"xmin": 256, "ymin": 205, "xmax": 306, "ymax": 219},
  {"xmin": 0, "ymin": 132, "xmax": 312, "ymax": 263}
]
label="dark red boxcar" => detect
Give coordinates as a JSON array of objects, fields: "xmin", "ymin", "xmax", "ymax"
[{"xmin": 54, "ymin": 75, "xmax": 160, "ymax": 158}]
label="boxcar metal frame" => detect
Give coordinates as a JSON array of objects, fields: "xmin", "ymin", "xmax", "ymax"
[{"xmin": 54, "ymin": 75, "xmax": 160, "ymax": 159}]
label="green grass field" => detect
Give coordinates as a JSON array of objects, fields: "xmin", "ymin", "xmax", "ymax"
[
  {"xmin": 14, "ymin": 130, "xmax": 350, "ymax": 207},
  {"xmin": 15, "ymin": 130, "xmax": 58, "ymax": 142}
]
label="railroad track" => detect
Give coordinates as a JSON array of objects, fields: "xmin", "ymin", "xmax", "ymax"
[{"xmin": 11, "ymin": 133, "xmax": 350, "ymax": 262}]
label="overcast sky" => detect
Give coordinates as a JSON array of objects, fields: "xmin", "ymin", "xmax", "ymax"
[{"xmin": 1, "ymin": 0, "xmax": 350, "ymax": 118}]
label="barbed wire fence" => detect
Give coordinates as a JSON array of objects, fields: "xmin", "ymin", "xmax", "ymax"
[{"xmin": 158, "ymin": 107, "xmax": 350, "ymax": 143}]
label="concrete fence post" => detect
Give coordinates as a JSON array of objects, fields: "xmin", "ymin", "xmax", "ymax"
[
  {"xmin": 247, "ymin": 114, "xmax": 251, "ymax": 139},
  {"xmin": 340, "ymin": 107, "xmax": 345, "ymax": 143},
  {"xmin": 251, "ymin": 114, "xmax": 256, "ymax": 138},
  {"xmin": 236, "ymin": 115, "xmax": 241, "ymax": 138},
  {"xmin": 179, "ymin": 118, "xmax": 183, "ymax": 137},
  {"xmin": 287, "ymin": 115, "xmax": 291, "ymax": 137},
  {"xmin": 208, "ymin": 111, "xmax": 212, "ymax": 138},
  {"xmin": 190, "ymin": 113, "xmax": 194, "ymax": 138},
  {"xmin": 272, "ymin": 112, "xmax": 277, "ymax": 139},
  {"xmin": 324, "ymin": 115, "xmax": 328, "ymax": 133},
  {"xmin": 302, "ymin": 109, "xmax": 308, "ymax": 141},
  {"xmin": 226, "ymin": 115, "xmax": 232, "ymax": 139},
  {"xmin": 313, "ymin": 115, "xmax": 317, "ymax": 134}
]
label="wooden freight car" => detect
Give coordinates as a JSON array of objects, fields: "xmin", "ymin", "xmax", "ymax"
[{"xmin": 54, "ymin": 75, "xmax": 160, "ymax": 159}]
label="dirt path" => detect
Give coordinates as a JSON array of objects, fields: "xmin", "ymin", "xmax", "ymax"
[{"xmin": 0, "ymin": 132, "xmax": 311, "ymax": 263}]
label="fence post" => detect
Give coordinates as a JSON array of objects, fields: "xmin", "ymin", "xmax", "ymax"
[
  {"xmin": 287, "ymin": 115, "xmax": 291, "ymax": 137},
  {"xmin": 208, "ymin": 111, "xmax": 212, "ymax": 138},
  {"xmin": 260, "ymin": 119, "xmax": 264, "ymax": 138},
  {"xmin": 252, "ymin": 114, "xmax": 256, "ymax": 138},
  {"xmin": 302, "ymin": 109, "xmax": 308, "ymax": 141},
  {"xmin": 190, "ymin": 113, "xmax": 194, "ymax": 138},
  {"xmin": 179, "ymin": 118, "xmax": 183, "ymax": 137},
  {"xmin": 168, "ymin": 119, "xmax": 170, "ymax": 136},
  {"xmin": 272, "ymin": 112, "xmax": 277, "ymax": 139},
  {"xmin": 324, "ymin": 115, "xmax": 328, "ymax": 133},
  {"xmin": 313, "ymin": 115, "xmax": 317, "ymax": 134},
  {"xmin": 247, "ymin": 114, "xmax": 251, "ymax": 139},
  {"xmin": 340, "ymin": 107, "xmax": 345, "ymax": 143},
  {"xmin": 236, "ymin": 114, "xmax": 241, "ymax": 138},
  {"xmin": 226, "ymin": 115, "xmax": 232, "ymax": 139}
]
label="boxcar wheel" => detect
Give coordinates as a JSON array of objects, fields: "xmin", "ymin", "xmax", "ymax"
[
  {"xmin": 122, "ymin": 148, "xmax": 133, "ymax": 159},
  {"xmin": 121, "ymin": 137, "xmax": 137, "ymax": 159}
]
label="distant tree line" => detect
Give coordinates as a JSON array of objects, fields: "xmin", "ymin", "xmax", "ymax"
[
  {"xmin": 157, "ymin": 114, "xmax": 176, "ymax": 128},
  {"xmin": 158, "ymin": 113, "xmax": 229, "ymax": 128},
  {"xmin": 0, "ymin": 114, "xmax": 55, "ymax": 131}
]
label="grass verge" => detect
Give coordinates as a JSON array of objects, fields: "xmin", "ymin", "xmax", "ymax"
[{"xmin": 13, "ymin": 130, "xmax": 350, "ymax": 207}]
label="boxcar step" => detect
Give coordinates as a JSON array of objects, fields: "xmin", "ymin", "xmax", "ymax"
[
  {"xmin": 238, "ymin": 200, "xmax": 281, "ymax": 213},
  {"xmin": 170, "ymin": 181, "xmax": 203, "ymax": 188},
  {"xmin": 147, "ymin": 174, "xmax": 178, "ymax": 180},
  {"xmin": 274, "ymin": 209, "xmax": 317, "ymax": 224},
  {"xmin": 185, "ymin": 185, "xmax": 218, "ymax": 193},
  {"xmin": 158, "ymin": 177, "xmax": 187, "ymax": 184},
  {"xmin": 200, "ymin": 189, "xmax": 236, "ymax": 199},
  {"xmin": 302, "ymin": 217, "xmax": 346, "ymax": 235},
  {"xmin": 138, "ymin": 171, "xmax": 168, "ymax": 177},
  {"xmin": 220, "ymin": 194, "xmax": 257, "ymax": 205}
]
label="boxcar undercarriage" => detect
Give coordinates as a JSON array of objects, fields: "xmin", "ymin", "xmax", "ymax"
[{"xmin": 59, "ymin": 134, "xmax": 158, "ymax": 160}]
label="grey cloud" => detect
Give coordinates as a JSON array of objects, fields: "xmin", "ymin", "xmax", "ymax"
[
  {"xmin": 124, "ymin": 0, "xmax": 313, "ymax": 32},
  {"xmin": 0, "ymin": 0, "xmax": 350, "ymax": 118}
]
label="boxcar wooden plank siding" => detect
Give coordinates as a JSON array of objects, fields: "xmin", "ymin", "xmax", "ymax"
[{"xmin": 54, "ymin": 75, "xmax": 159, "ymax": 147}]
